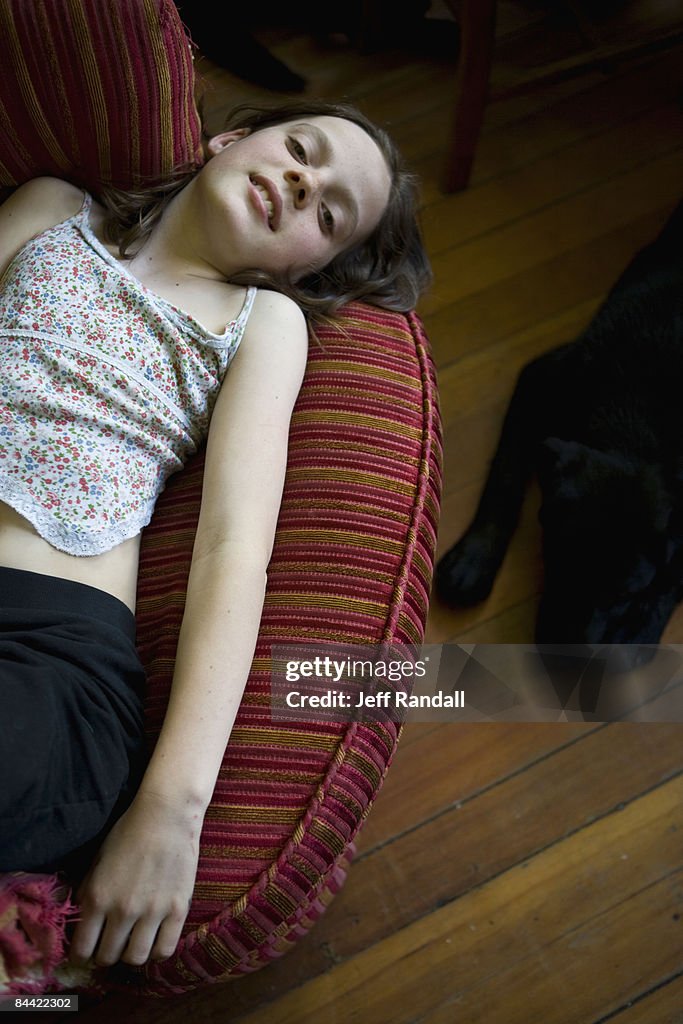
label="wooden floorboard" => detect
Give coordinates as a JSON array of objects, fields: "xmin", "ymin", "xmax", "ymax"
[
  {"xmin": 216, "ymin": 778, "xmax": 683, "ymax": 1024},
  {"xmin": 69, "ymin": 3, "xmax": 683, "ymax": 1021}
]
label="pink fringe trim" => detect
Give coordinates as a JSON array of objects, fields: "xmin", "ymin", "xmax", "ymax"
[{"xmin": 0, "ymin": 873, "xmax": 78, "ymax": 994}]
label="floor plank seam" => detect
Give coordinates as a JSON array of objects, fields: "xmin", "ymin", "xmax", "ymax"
[
  {"xmin": 589, "ymin": 965, "xmax": 683, "ymax": 1023},
  {"xmin": 357, "ymin": 720, "xmax": 611, "ymax": 859},
  {"xmin": 422, "ymin": 128, "xmax": 683, "ymax": 252}
]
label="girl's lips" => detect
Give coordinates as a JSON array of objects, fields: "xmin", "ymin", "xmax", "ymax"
[{"xmin": 248, "ymin": 174, "xmax": 281, "ymax": 230}]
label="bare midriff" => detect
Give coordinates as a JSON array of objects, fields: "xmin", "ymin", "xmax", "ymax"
[{"xmin": 0, "ymin": 501, "xmax": 140, "ymax": 612}]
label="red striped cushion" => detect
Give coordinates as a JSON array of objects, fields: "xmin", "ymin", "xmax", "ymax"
[
  {"xmin": 130, "ymin": 305, "xmax": 442, "ymax": 992},
  {"xmin": 0, "ymin": 0, "xmax": 202, "ymax": 192}
]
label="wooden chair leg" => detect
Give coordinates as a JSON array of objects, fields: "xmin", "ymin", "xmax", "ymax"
[{"xmin": 443, "ymin": 0, "xmax": 497, "ymax": 192}]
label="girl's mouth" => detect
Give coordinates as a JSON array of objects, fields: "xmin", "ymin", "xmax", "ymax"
[{"xmin": 249, "ymin": 175, "xmax": 280, "ymax": 230}]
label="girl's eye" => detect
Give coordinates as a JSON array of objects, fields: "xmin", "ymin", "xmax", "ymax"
[
  {"xmin": 290, "ymin": 137, "xmax": 307, "ymax": 163},
  {"xmin": 321, "ymin": 206, "xmax": 335, "ymax": 233}
]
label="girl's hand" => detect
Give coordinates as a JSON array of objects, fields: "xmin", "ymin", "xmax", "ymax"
[{"xmin": 68, "ymin": 789, "xmax": 202, "ymax": 968}]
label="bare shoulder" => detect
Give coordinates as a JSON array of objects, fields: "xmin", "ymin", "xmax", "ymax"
[
  {"xmin": 241, "ymin": 289, "xmax": 309, "ymax": 379},
  {"xmin": 0, "ymin": 177, "xmax": 84, "ymax": 276},
  {"xmin": 1, "ymin": 177, "xmax": 83, "ymax": 229},
  {"xmin": 227, "ymin": 288, "xmax": 307, "ymax": 399},
  {"xmin": 246, "ymin": 288, "xmax": 308, "ymax": 336}
]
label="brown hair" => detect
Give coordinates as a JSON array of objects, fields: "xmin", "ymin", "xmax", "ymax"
[{"xmin": 101, "ymin": 100, "xmax": 432, "ymax": 321}]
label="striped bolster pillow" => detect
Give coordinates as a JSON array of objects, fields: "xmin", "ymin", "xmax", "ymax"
[{"xmin": 0, "ymin": 0, "xmax": 203, "ymax": 193}]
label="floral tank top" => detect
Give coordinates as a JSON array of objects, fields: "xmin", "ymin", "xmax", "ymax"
[{"xmin": 0, "ymin": 192, "xmax": 257, "ymax": 555}]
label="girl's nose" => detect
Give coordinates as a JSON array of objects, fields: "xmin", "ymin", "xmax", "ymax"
[{"xmin": 284, "ymin": 168, "xmax": 319, "ymax": 207}]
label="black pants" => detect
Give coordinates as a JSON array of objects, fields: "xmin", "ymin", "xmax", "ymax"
[{"xmin": 0, "ymin": 567, "xmax": 148, "ymax": 878}]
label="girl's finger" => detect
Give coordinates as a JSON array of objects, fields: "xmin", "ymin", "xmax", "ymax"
[
  {"xmin": 121, "ymin": 917, "xmax": 167, "ymax": 967},
  {"xmin": 69, "ymin": 909, "xmax": 106, "ymax": 966},
  {"xmin": 150, "ymin": 911, "xmax": 186, "ymax": 962},
  {"xmin": 93, "ymin": 915, "xmax": 136, "ymax": 967}
]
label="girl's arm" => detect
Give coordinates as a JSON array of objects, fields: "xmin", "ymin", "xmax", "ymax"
[{"xmin": 70, "ymin": 290, "xmax": 309, "ymax": 968}]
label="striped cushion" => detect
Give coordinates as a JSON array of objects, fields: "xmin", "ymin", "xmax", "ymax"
[
  {"xmin": 130, "ymin": 305, "xmax": 442, "ymax": 992},
  {"xmin": 0, "ymin": 0, "xmax": 202, "ymax": 192}
]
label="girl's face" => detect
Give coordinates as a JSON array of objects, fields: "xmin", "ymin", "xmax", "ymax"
[{"xmin": 199, "ymin": 115, "xmax": 392, "ymax": 280}]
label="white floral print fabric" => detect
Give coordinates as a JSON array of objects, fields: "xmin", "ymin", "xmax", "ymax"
[{"xmin": 0, "ymin": 193, "xmax": 257, "ymax": 554}]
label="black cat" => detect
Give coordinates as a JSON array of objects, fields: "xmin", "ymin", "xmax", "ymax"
[{"xmin": 436, "ymin": 200, "xmax": 683, "ymax": 647}]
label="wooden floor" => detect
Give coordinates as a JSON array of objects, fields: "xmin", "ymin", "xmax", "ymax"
[{"xmin": 71, "ymin": 4, "xmax": 683, "ymax": 1022}]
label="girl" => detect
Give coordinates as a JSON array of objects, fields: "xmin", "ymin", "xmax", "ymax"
[{"xmin": 0, "ymin": 100, "xmax": 431, "ymax": 969}]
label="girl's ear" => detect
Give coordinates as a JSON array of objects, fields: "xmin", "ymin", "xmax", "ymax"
[{"xmin": 206, "ymin": 127, "xmax": 251, "ymax": 156}]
